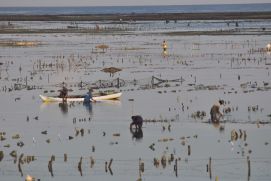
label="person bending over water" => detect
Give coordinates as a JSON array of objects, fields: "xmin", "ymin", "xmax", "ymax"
[{"xmin": 210, "ymin": 100, "xmax": 224, "ymax": 123}]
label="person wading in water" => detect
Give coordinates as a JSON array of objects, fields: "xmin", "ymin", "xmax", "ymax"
[
  {"xmin": 83, "ymin": 88, "xmax": 96, "ymax": 103},
  {"xmin": 162, "ymin": 40, "xmax": 168, "ymax": 57},
  {"xmin": 59, "ymin": 82, "xmax": 68, "ymax": 102}
]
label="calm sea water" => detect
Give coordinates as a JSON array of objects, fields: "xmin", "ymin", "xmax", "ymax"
[{"xmin": 0, "ymin": 3, "xmax": 271, "ymax": 15}]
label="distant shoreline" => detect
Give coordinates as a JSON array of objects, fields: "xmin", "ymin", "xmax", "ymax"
[{"xmin": 1, "ymin": 12, "xmax": 271, "ymax": 21}]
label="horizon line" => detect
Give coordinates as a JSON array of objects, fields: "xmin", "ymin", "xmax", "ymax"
[{"xmin": 1, "ymin": 2, "xmax": 271, "ymax": 8}]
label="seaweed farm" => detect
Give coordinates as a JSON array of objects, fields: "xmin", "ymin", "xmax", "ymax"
[{"xmin": 0, "ymin": 19, "xmax": 271, "ymax": 181}]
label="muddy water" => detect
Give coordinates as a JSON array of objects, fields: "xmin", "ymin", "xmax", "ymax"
[{"xmin": 0, "ymin": 24, "xmax": 271, "ymax": 181}]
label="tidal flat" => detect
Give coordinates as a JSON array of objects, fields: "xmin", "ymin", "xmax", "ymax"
[{"xmin": 0, "ymin": 16, "xmax": 271, "ymax": 181}]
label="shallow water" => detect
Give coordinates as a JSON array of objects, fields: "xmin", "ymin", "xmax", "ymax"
[
  {"xmin": 3, "ymin": 19, "xmax": 271, "ymax": 32},
  {"xmin": 0, "ymin": 21, "xmax": 271, "ymax": 181}
]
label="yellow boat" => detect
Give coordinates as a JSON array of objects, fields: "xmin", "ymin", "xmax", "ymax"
[{"xmin": 39, "ymin": 92, "xmax": 122, "ymax": 102}]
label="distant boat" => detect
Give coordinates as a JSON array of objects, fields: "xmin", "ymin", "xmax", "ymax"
[{"xmin": 39, "ymin": 92, "xmax": 122, "ymax": 102}]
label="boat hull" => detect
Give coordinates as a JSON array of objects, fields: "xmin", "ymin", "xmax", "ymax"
[{"xmin": 39, "ymin": 92, "xmax": 122, "ymax": 102}]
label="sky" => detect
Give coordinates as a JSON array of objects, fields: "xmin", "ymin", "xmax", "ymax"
[{"xmin": 0, "ymin": 0, "xmax": 270, "ymax": 7}]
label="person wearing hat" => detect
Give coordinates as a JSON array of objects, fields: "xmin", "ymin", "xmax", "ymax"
[{"xmin": 210, "ymin": 100, "xmax": 224, "ymax": 123}]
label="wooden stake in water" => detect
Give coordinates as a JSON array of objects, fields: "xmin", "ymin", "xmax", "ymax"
[
  {"xmin": 48, "ymin": 160, "xmax": 53, "ymax": 177},
  {"xmin": 78, "ymin": 157, "xmax": 82, "ymax": 176},
  {"xmin": 105, "ymin": 161, "xmax": 108, "ymax": 173},
  {"xmin": 108, "ymin": 158, "xmax": 113, "ymax": 175},
  {"xmin": 18, "ymin": 153, "xmax": 24, "ymax": 177},
  {"xmin": 209, "ymin": 157, "xmax": 212, "ymax": 179},
  {"xmin": 90, "ymin": 157, "xmax": 95, "ymax": 168},
  {"xmin": 138, "ymin": 158, "xmax": 142, "ymax": 178},
  {"xmin": 174, "ymin": 159, "xmax": 178, "ymax": 177},
  {"xmin": 64, "ymin": 153, "xmax": 67, "ymax": 162},
  {"xmin": 247, "ymin": 156, "xmax": 251, "ymax": 178}
]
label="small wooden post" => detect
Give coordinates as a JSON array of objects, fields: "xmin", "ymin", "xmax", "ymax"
[
  {"xmin": 247, "ymin": 156, "xmax": 251, "ymax": 178},
  {"xmin": 18, "ymin": 153, "xmax": 24, "ymax": 177},
  {"xmin": 78, "ymin": 157, "xmax": 82, "ymax": 176},
  {"xmin": 140, "ymin": 161, "xmax": 144, "ymax": 173},
  {"xmin": 48, "ymin": 160, "xmax": 53, "ymax": 177},
  {"xmin": 244, "ymin": 131, "xmax": 247, "ymax": 141},
  {"xmin": 108, "ymin": 158, "xmax": 113, "ymax": 169},
  {"xmin": 90, "ymin": 157, "xmax": 95, "ymax": 168},
  {"xmin": 64, "ymin": 153, "xmax": 67, "ymax": 162},
  {"xmin": 108, "ymin": 159, "xmax": 113, "ymax": 175},
  {"xmin": 209, "ymin": 157, "xmax": 212, "ymax": 179},
  {"xmin": 108, "ymin": 167, "xmax": 113, "ymax": 175},
  {"xmin": 18, "ymin": 162, "xmax": 23, "ymax": 177},
  {"xmin": 188, "ymin": 145, "xmax": 191, "ymax": 156},
  {"xmin": 174, "ymin": 159, "xmax": 178, "ymax": 177},
  {"xmin": 105, "ymin": 161, "xmax": 108, "ymax": 173},
  {"xmin": 151, "ymin": 76, "xmax": 154, "ymax": 88},
  {"xmin": 139, "ymin": 158, "xmax": 142, "ymax": 178}
]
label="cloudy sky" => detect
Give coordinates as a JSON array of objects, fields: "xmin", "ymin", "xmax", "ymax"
[{"xmin": 0, "ymin": 0, "xmax": 270, "ymax": 7}]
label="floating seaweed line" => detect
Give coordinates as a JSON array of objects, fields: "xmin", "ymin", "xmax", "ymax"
[
  {"xmin": 4, "ymin": 76, "xmax": 185, "ymax": 93},
  {"xmin": 202, "ymin": 120, "xmax": 271, "ymax": 124}
]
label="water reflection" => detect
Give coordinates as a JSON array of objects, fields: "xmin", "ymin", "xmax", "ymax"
[
  {"xmin": 83, "ymin": 102, "xmax": 93, "ymax": 115},
  {"xmin": 212, "ymin": 122, "xmax": 220, "ymax": 129},
  {"xmin": 41, "ymin": 100, "xmax": 121, "ymax": 116},
  {"xmin": 130, "ymin": 128, "xmax": 143, "ymax": 140},
  {"xmin": 58, "ymin": 102, "xmax": 68, "ymax": 114}
]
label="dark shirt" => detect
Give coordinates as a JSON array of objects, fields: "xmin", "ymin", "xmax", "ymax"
[{"xmin": 83, "ymin": 92, "xmax": 92, "ymax": 103}]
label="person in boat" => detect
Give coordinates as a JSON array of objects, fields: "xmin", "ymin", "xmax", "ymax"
[
  {"xmin": 59, "ymin": 85, "xmax": 68, "ymax": 102},
  {"xmin": 210, "ymin": 100, "xmax": 224, "ymax": 123},
  {"xmin": 83, "ymin": 88, "xmax": 96, "ymax": 103},
  {"xmin": 130, "ymin": 115, "xmax": 143, "ymax": 129}
]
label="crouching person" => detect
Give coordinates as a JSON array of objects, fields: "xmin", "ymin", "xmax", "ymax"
[
  {"xmin": 130, "ymin": 115, "xmax": 143, "ymax": 129},
  {"xmin": 210, "ymin": 100, "xmax": 224, "ymax": 123}
]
